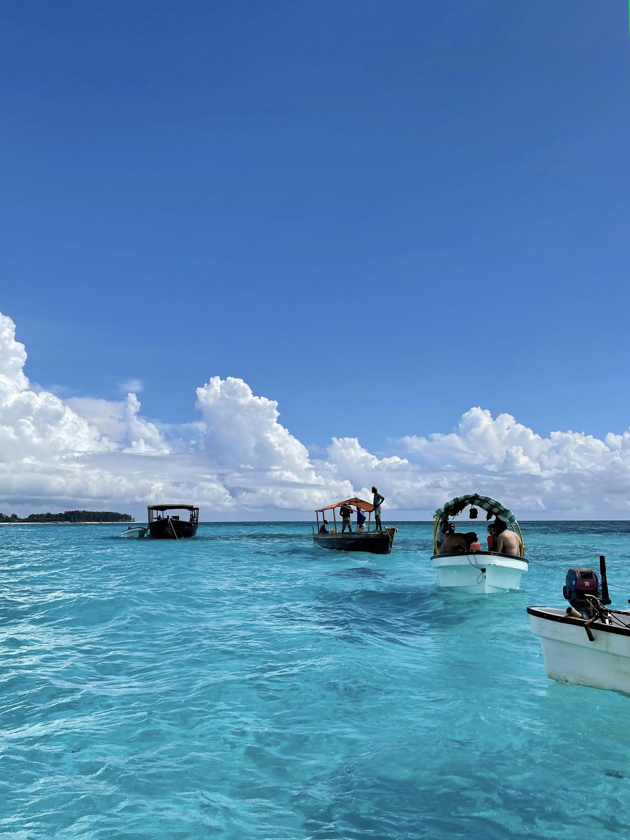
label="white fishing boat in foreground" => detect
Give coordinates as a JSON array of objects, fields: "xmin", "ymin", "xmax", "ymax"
[
  {"xmin": 430, "ymin": 494, "xmax": 528, "ymax": 594},
  {"xmin": 528, "ymin": 557, "xmax": 630, "ymax": 694}
]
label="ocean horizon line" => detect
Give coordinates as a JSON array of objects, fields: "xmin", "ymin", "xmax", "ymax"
[{"xmin": 3, "ymin": 518, "xmax": 630, "ymax": 525}]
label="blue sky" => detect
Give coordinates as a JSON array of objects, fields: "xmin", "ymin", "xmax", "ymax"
[{"xmin": 1, "ymin": 0, "xmax": 629, "ymax": 457}]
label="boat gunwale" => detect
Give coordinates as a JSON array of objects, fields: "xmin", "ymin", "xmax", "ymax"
[
  {"xmin": 528, "ymin": 605, "xmax": 630, "ymax": 638},
  {"xmin": 431, "ymin": 550, "xmax": 528, "ymax": 564},
  {"xmin": 314, "ymin": 530, "xmax": 394, "ymax": 540}
]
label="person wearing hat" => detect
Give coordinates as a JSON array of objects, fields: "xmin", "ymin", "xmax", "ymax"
[{"xmin": 319, "ymin": 519, "xmax": 329, "ymax": 534}]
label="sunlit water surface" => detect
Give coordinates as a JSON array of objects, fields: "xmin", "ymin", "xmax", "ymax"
[{"xmin": 2, "ymin": 521, "xmax": 630, "ymax": 839}]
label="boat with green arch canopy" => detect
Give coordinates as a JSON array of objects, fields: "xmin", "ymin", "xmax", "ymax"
[{"xmin": 430, "ymin": 494, "xmax": 528, "ymax": 593}]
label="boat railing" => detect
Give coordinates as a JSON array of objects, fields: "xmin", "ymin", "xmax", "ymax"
[{"xmin": 313, "ymin": 521, "xmax": 382, "ymax": 536}]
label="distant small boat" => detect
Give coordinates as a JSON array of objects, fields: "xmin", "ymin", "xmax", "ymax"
[
  {"xmin": 430, "ymin": 494, "xmax": 528, "ymax": 593},
  {"xmin": 120, "ymin": 526, "xmax": 148, "ymax": 539},
  {"xmin": 147, "ymin": 505, "xmax": 199, "ymax": 540},
  {"xmin": 313, "ymin": 497, "xmax": 396, "ymax": 555}
]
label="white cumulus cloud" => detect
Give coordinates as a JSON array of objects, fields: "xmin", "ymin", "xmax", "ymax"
[
  {"xmin": 1, "ymin": 308, "xmax": 630, "ymax": 518},
  {"xmin": 67, "ymin": 393, "xmax": 169, "ymax": 454},
  {"xmin": 196, "ymin": 376, "xmax": 311, "ymax": 472}
]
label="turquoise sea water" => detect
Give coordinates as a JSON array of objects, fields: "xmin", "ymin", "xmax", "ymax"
[{"xmin": 2, "ymin": 521, "xmax": 630, "ymax": 839}]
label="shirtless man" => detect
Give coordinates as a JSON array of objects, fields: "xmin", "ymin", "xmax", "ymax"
[
  {"xmin": 439, "ymin": 530, "xmax": 468, "ymax": 554},
  {"xmin": 494, "ymin": 520, "xmax": 521, "ymax": 556}
]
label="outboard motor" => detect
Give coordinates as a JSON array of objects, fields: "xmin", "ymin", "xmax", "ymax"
[{"xmin": 563, "ymin": 568, "xmax": 602, "ymax": 618}]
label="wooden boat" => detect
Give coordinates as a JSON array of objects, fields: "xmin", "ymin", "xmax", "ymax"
[
  {"xmin": 120, "ymin": 526, "xmax": 148, "ymax": 539},
  {"xmin": 147, "ymin": 505, "xmax": 199, "ymax": 539},
  {"xmin": 528, "ymin": 556, "xmax": 630, "ymax": 693},
  {"xmin": 313, "ymin": 497, "xmax": 396, "ymax": 554},
  {"xmin": 430, "ymin": 494, "xmax": 528, "ymax": 593}
]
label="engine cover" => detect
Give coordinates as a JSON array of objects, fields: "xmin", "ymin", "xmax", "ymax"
[{"xmin": 563, "ymin": 567, "xmax": 602, "ymax": 615}]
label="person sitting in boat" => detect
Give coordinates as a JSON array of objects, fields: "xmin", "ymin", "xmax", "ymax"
[
  {"xmin": 439, "ymin": 528, "xmax": 468, "ymax": 554},
  {"xmin": 466, "ymin": 532, "xmax": 482, "ymax": 551},
  {"xmin": 436, "ymin": 520, "xmax": 454, "ymax": 551},
  {"xmin": 339, "ymin": 503, "xmax": 353, "ymax": 533},
  {"xmin": 486, "ymin": 523, "xmax": 495, "ymax": 551},
  {"xmin": 319, "ymin": 519, "xmax": 329, "ymax": 534},
  {"xmin": 356, "ymin": 507, "xmax": 367, "ymax": 533},
  {"xmin": 494, "ymin": 519, "xmax": 521, "ymax": 555}
]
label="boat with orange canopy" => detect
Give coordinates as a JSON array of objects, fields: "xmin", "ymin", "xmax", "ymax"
[{"xmin": 313, "ymin": 497, "xmax": 397, "ymax": 554}]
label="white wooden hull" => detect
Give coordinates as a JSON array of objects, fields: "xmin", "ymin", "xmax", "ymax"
[
  {"xmin": 120, "ymin": 526, "xmax": 147, "ymax": 539},
  {"xmin": 430, "ymin": 552, "xmax": 527, "ymax": 593},
  {"xmin": 528, "ymin": 607, "xmax": 630, "ymax": 694}
]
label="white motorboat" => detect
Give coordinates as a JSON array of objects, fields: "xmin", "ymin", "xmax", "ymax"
[
  {"xmin": 430, "ymin": 494, "xmax": 528, "ymax": 594},
  {"xmin": 120, "ymin": 526, "xmax": 148, "ymax": 539},
  {"xmin": 529, "ymin": 558, "xmax": 630, "ymax": 694}
]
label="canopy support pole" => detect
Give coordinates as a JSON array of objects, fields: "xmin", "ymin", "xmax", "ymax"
[{"xmin": 515, "ymin": 520, "xmax": 525, "ymax": 557}]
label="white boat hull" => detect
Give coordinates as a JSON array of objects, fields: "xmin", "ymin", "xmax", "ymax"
[
  {"xmin": 120, "ymin": 526, "xmax": 147, "ymax": 539},
  {"xmin": 528, "ymin": 607, "xmax": 630, "ymax": 693},
  {"xmin": 430, "ymin": 552, "xmax": 527, "ymax": 593}
]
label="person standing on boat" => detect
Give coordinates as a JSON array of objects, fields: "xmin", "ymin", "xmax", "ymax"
[
  {"xmin": 371, "ymin": 487, "xmax": 385, "ymax": 531},
  {"xmin": 339, "ymin": 503, "xmax": 353, "ymax": 533}
]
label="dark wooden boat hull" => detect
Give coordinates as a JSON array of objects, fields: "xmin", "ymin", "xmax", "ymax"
[
  {"xmin": 148, "ymin": 518, "xmax": 198, "ymax": 539},
  {"xmin": 313, "ymin": 527, "xmax": 396, "ymax": 555}
]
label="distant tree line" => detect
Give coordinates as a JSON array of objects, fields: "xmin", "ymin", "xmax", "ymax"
[{"xmin": 0, "ymin": 510, "xmax": 133, "ymax": 523}]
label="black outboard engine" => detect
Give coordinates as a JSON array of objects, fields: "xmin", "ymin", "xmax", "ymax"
[{"xmin": 563, "ymin": 568, "xmax": 602, "ymax": 618}]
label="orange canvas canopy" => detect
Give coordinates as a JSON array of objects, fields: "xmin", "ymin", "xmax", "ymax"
[{"xmin": 316, "ymin": 497, "xmax": 374, "ymax": 513}]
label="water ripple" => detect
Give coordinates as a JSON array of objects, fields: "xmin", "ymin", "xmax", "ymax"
[{"xmin": 1, "ymin": 522, "xmax": 629, "ymax": 838}]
